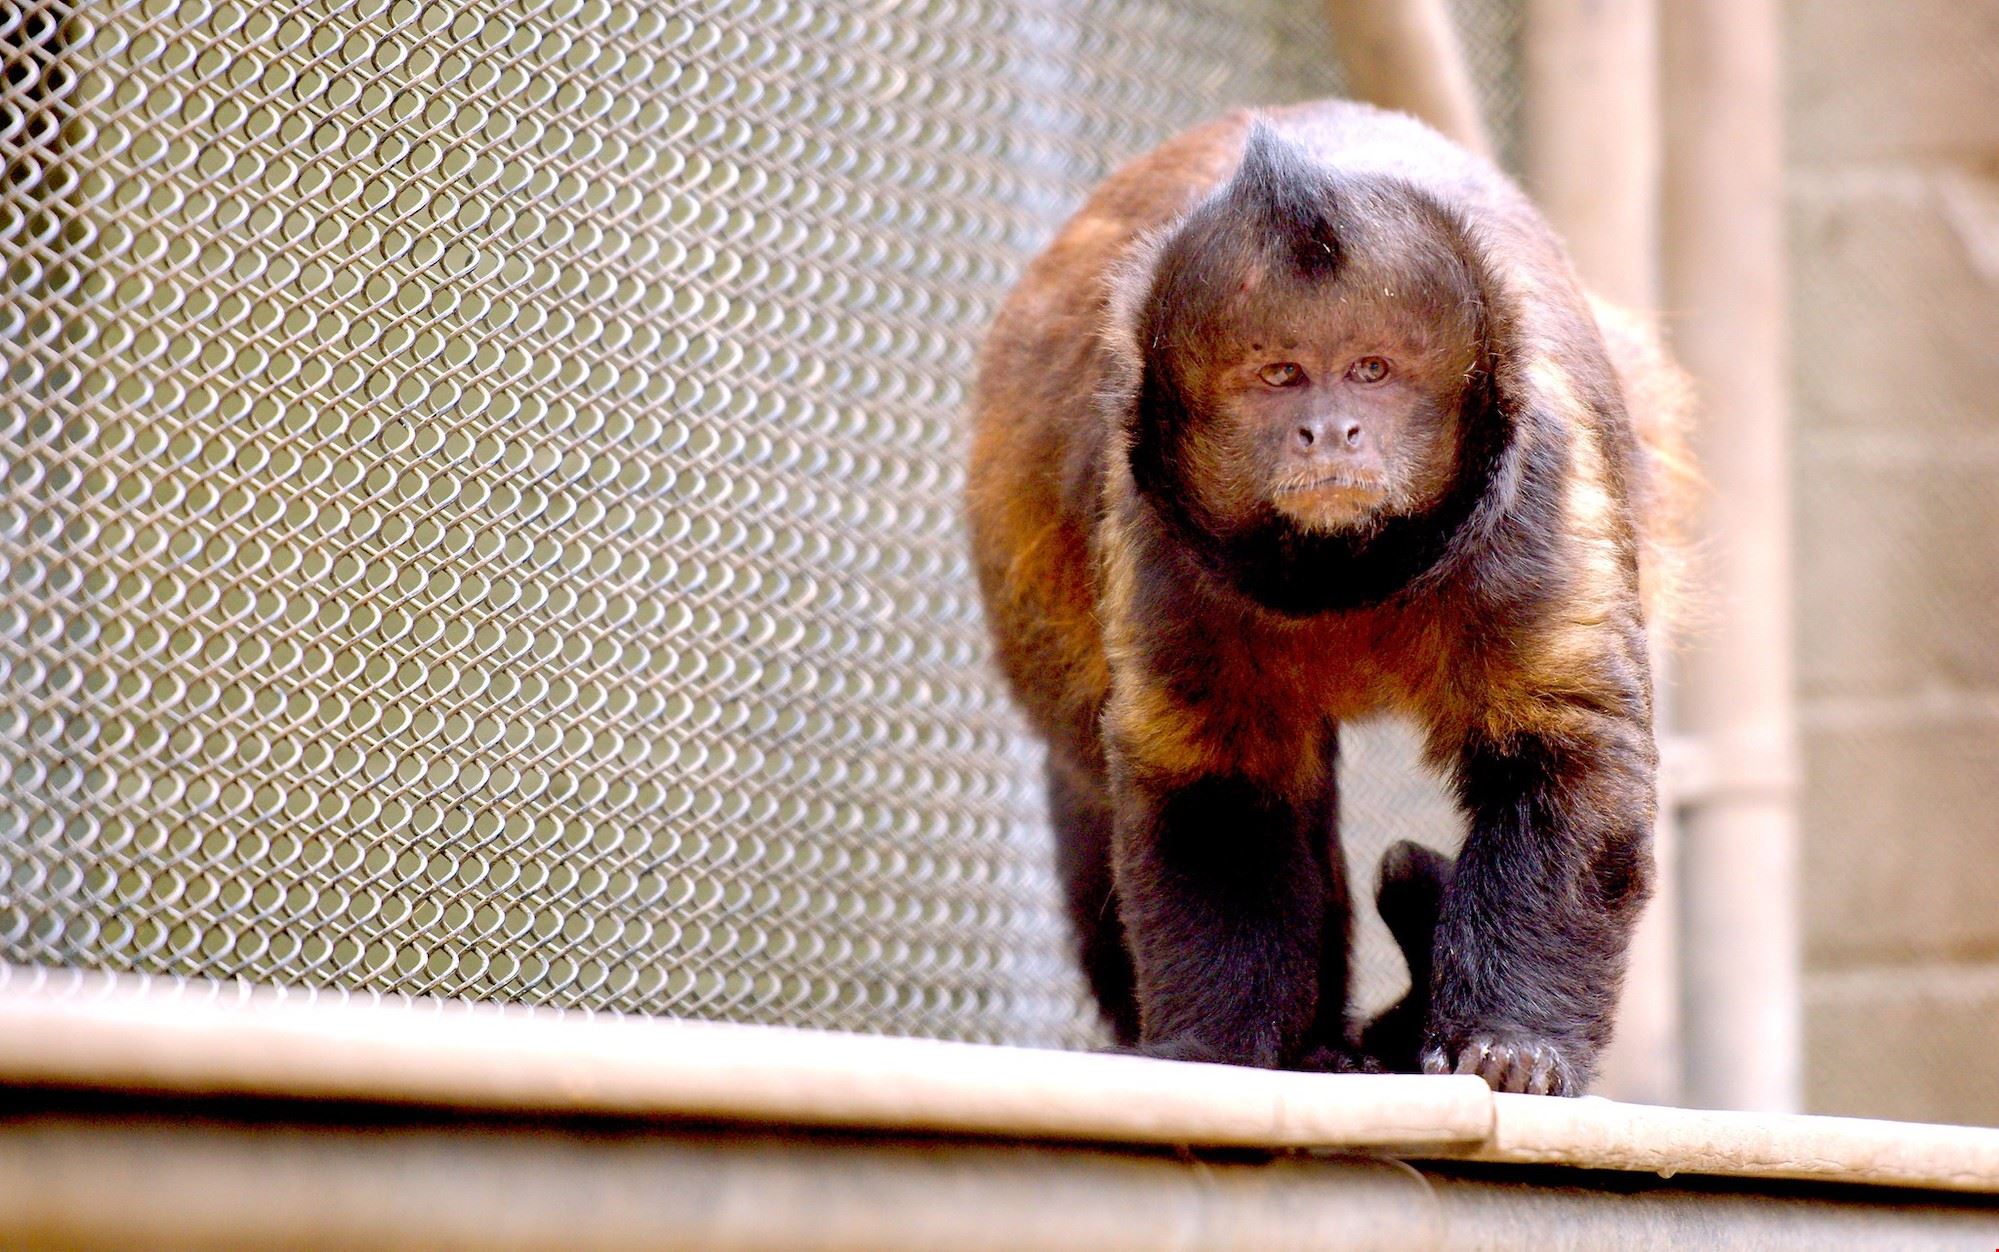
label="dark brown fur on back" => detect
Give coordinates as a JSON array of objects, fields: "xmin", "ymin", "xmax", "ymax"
[{"xmin": 967, "ymin": 101, "xmax": 1687, "ymax": 1093}]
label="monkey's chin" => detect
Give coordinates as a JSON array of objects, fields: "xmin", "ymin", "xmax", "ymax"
[{"xmin": 1271, "ymin": 481, "xmax": 1391, "ymax": 535}]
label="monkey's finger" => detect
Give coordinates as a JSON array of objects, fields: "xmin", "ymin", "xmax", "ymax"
[
  {"xmin": 1524, "ymin": 1044, "xmax": 1557, "ymax": 1096},
  {"xmin": 1452, "ymin": 1038, "xmax": 1492, "ymax": 1079}
]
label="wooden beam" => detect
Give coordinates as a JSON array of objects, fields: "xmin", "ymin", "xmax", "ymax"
[{"xmin": 6, "ymin": 968, "xmax": 1999, "ymax": 1192}]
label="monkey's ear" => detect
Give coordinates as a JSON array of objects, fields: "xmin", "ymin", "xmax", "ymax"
[{"xmin": 1222, "ymin": 120, "xmax": 1342, "ymax": 278}]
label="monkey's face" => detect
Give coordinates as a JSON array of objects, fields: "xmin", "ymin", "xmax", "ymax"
[
  {"xmin": 1127, "ymin": 142, "xmax": 1492, "ymax": 564},
  {"xmin": 1166, "ymin": 277, "xmax": 1477, "ymax": 539}
]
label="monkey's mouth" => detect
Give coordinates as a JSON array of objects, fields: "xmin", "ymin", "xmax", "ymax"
[
  {"xmin": 1271, "ymin": 472, "xmax": 1390, "ymax": 531},
  {"xmin": 1273, "ymin": 471, "xmax": 1388, "ymax": 501}
]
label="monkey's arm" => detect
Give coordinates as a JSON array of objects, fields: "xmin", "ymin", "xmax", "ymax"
[
  {"xmin": 1422, "ymin": 704, "xmax": 1655, "ymax": 1095},
  {"xmin": 1094, "ymin": 508, "xmax": 1349, "ymax": 1069}
]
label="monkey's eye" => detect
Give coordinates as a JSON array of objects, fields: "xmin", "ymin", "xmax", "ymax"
[
  {"xmin": 1257, "ymin": 362, "xmax": 1305, "ymax": 388},
  {"xmin": 1347, "ymin": 356, "xmax": 1391, "ymax": 384}
]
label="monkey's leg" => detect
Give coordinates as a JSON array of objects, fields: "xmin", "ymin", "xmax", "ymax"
[
  {"xmin": 1359, "ymin": 840, "xmax": 1453, "ymax": 1073},
  {"xmin": 1109, "ymin": 772, "xmax": 1329, "ymax": 1069},
  {"xmin": 1423, "ymin": 728, "xmax": 1654, "ymax": 1095},
  {"xmin": 1046, "ymin": 756, "xmax": 1140, "ymax": 1046},
  {"xmin": 1295, "ymin": 736, "xmax": 1369, "ymax": 1072}
]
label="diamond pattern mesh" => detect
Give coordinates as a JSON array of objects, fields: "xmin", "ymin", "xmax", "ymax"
[{"xmin": 2, "ymin": 0, "xmax": 1517, "ymax": 1041}]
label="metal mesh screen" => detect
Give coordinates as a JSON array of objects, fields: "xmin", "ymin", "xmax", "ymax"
[{"xmin": 3, "ymin": 0, "xmax": 1518, "ymax": 1042}]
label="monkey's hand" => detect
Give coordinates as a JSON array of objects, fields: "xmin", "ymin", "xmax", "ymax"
[
  {"xmin": 1421, "ymin": 716, "xmax": 1655, "ymax": 1099},
  {"xmin": 1420, "ymin": 1033, "xmax": 1579, "ymax": 1096}
]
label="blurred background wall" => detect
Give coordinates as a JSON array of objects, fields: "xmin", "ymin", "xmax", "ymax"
[{"xmin": 1788, "ymin": 1, "xmax": 1999, "ymax": 1123}]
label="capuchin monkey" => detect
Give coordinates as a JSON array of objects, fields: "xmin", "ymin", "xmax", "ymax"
[{"xmin": 967, "ymin": 100, "xmax": 1690, "ymax": 1095}]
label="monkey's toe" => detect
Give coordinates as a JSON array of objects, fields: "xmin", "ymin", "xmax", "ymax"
[
  {"xmin": 1421, "ymin": 1034, "xmax": 1577, "ymax": 1096},
  {"xmin": 1290, "ymin": 1043, "xmax": 1386, "ymax": 1075},
  {"xmin": 1102, "ymin": 1036, "xmax": 1240, "ymax": 1066}
]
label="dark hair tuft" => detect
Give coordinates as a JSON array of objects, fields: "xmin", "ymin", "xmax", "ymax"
[{"xmin": 1224, "ymin": 120, "xmax": 1343, "ymax": 278}]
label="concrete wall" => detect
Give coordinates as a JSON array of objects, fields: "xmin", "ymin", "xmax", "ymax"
[{"xmin": 1789, "ymin": 0, "xmax": 1999, "ymax": 1122}]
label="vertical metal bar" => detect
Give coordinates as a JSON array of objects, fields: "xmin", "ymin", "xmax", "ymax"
[
  {"xmin": 1520, "ymin": 0, "xmax": 1680, "ymax": 1106},
  {"xmin": 1322, "ymin": 0, "xmax": 1491, "ymax": 157},
  {"xmin": 1521, "ymin": 0, "xmax": 1660, "ymax": 310},
  {"xmin": 1661, "ymin": 0, "xmax": 1801, "ymax": 1112}
]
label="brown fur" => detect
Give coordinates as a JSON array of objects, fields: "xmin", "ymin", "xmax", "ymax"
[{"xmin": 967, "ymin": 101, "xmax": 1691, "ymax": 1091}]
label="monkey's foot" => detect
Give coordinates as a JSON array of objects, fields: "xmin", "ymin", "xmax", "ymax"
[
  {"xmin": 1290, "ymin": 1043, "xmax": 1386, "ymax": 1075},
  {"xmin": 1101, "ymin": 1037, "xmax": 1236, "ymax": 1066},
  {"xmin": 1420, "ymin": 1034, "xmax": 1578, "ymax": 1096}
]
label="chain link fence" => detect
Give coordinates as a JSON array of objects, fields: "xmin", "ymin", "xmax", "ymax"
[{"xmin": 3, "ymin": 0, "xmax": 1521, "ymax": 1044}]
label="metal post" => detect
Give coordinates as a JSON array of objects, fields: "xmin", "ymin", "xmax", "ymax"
[
  {"xmin": 1521, "ymin": 0, "xmax": 1660, "ymax": 311},
  {"xmin": 1322, "ymin": 0, "xmax": 1491, "ymax": 157},
  {"xmin": 1661, "ymin": 0, "xmax": 1801, "ymax": 1112},
  {"xmin": 1520, "ymin": 0, "xmax": 1679, "ymax": 1107}
]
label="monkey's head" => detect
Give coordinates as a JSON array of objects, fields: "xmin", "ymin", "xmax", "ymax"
[{"xmin": 1119, "ymin": 124, "xmax": 1503, "ymax": 609}]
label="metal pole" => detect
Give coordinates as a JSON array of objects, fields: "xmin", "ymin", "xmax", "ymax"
[
  {"xmin": 1322, "ymin": 0, "xmax": 1491, "ymax": 157},
  {"xmin": 1661, "ymin": 0, "xmax": 1801, "ymax": 1112},
  {"xmin": 1521, "ymin": 0, "xmax": 1659, "ymax": 311},
  {"xmin": 1520, "ymin": 0, "xmax": 1679, "ymax": 1107}
]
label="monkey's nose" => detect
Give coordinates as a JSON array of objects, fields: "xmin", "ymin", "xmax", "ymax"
[{"xmin": 1293, "ymin": 417, "xmax": 1365, "ymax": 453}]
